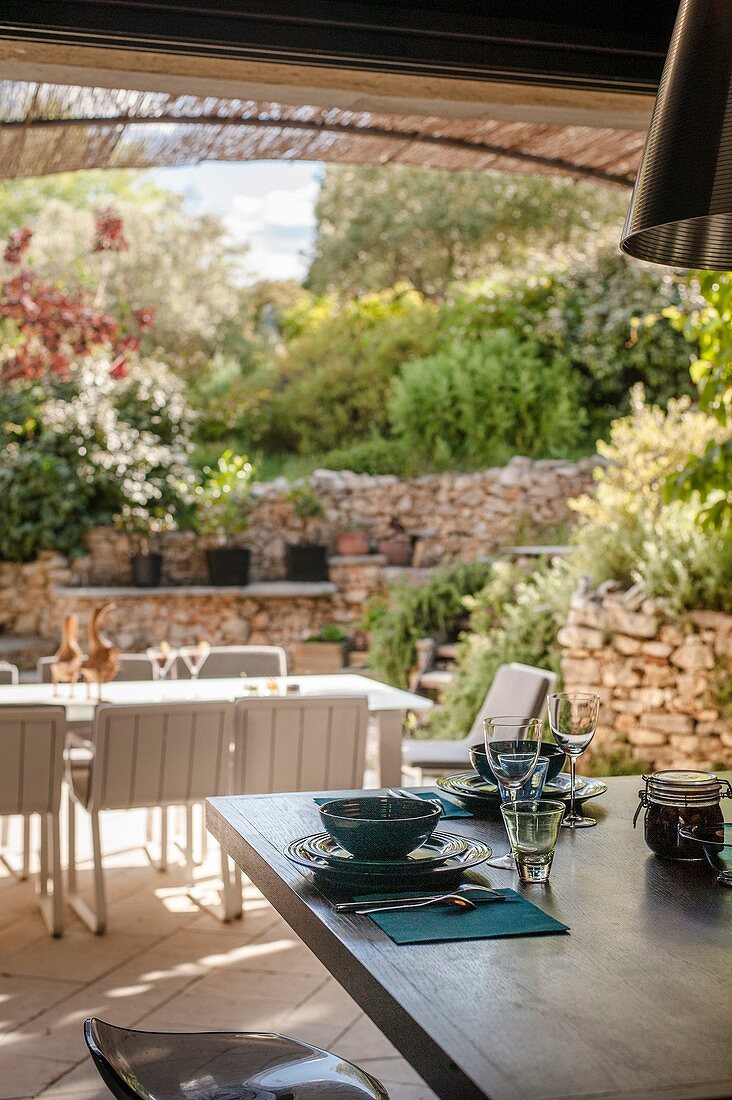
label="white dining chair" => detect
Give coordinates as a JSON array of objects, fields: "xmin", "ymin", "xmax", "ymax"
[
  {"xmin": 0, "ymin": 705, "xmax": 66, "ymax": 936},
  {"xmin": 0, "ymin": 660, "xmax": 19, "ymax": 685},
  {"xmin": 177, "ymin": 645, "xmax": 288, "ymax": 680},
  {"xmin": 66, "ymin": 700, "xmax": 237, "ymax": 933},
  {"xmin": 38, "ymin": 653, "xmax": 159, "ymax": 684},
  {"xmin": 402, "ymin": 662, "xmax": 557, "ymax": 777},
  {"xmin": 232, "ymin": 695, "xmax": 369, "ymax": 795}
]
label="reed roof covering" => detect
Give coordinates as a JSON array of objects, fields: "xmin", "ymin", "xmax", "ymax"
[{"xmin": 0, "ymin": 81, "xmax": 644, "ymax": 186}]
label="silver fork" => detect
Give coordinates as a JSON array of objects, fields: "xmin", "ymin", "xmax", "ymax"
[
  {"xmin": 353, "ymin": 892, "xmax": 477, "ymax": 915},
  {"xmin": 335, "ymin": 884, "xmax": 505, "ymax": 913}
]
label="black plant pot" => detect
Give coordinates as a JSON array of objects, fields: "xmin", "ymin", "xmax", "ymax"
[
  {"xmin": 131, "ymin": 552, "xmax": 162, "ymax": 588},
  {"xmin": 206, "ymin": 546, "xmax": 251, "ymax": 586},
  {"xmin": 285, "ymin": 543, "xmax": 329, "ymax": 582}
]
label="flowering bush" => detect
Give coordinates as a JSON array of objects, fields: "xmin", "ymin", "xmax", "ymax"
[{"xmin": 194, "ymin": 450, "xmax": 255, "ymax": 544}]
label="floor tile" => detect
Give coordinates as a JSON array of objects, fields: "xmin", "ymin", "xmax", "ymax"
[{"xmin": 0, "ymin": 1052, "xmax": 74, "ymax": 1100}]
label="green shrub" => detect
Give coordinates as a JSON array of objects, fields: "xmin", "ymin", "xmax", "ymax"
[
  {"xmin": 389, "ymin": 331, "xmax": 583, "ymax": 470},
  {"xmin": 365, "ymin": 561, "xmax": 495, "ymax": 688},
  {"xmin": 194, "ymin": 450, "xmax": 255, "ymax": 543},
  {"xmin": 427, "ymin": 560, "xmax": 574, "ymax": 740},
  {"xmin": 0, "ymin": 358, "xmax": 195, "ymax": 562},
  {"xmin": 319, "ymin": 436, "xmax": 411, "ymax": 476},
  {"xmin": 570, "ymin": 390, "xmax": 732, "ymax": 612}
]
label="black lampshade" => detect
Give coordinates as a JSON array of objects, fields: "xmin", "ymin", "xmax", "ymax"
[{"xmin": 620, "ymin": 0, "xmax": 732, "ymax": 269}]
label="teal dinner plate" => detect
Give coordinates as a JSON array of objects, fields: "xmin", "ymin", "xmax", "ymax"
[
  {"xmin": 284, "ymin": 834, "xmax": 492, "ymax": 889},
  {"xmin": 436, "ymin": 773, "xmax": 502, "ymax": 816},
  {"xmin": 549, "ymin": 775, "xmax": 607, "ymax": 804},
  {"xmin": 301, "ymin": 830, "xmax": 470, "ymax": 870},
  {"xmin": 546, "ymin": 773, "xmax": 587, "ymax": 795}
]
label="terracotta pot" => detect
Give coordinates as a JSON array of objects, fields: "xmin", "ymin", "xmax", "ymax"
[
  {"xmin": 335, "ymin": 530, "xmax": 370, "ymax": 556},
  {"xmin": 376, "ymin": 538, "xmax": 413, "ymax": 566}
]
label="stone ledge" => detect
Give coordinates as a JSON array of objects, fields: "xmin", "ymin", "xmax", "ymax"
[
  {"xmin": 328, "ymin": 554, "xmax": 387, "ymax": 565},
  {"xmin": 53, "ymin": 582, "xmax": 337, "ymax": 600}
]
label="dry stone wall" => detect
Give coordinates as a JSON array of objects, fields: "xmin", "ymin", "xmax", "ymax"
[
  {"xmin": 72, "ymin": 456, "xmax": 596, "ymax": 585},
  {"xmin": 559, "ymin": 586, "xmax": 732, "ymax": 773}
]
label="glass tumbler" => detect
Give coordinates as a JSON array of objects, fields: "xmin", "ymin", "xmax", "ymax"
[
  {"xmin": 500, "ymin": 799, "xmax": 565, "ymax": 883},
  {"xmin": 496, "ymin": 757, "xmax": 549, "ymax": 804}
]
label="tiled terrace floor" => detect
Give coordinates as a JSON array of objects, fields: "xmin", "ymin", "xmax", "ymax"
[{"xmin": 0, "ymin": 809, "xmax": 437, "ymax": 1100}]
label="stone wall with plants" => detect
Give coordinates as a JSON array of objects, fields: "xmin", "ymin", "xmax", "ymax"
[
  {"xmin": 67, "ymin": 455, "xmax": 595, "ymax": 585},
  {"xmin": 559, "ymin": 587, "xmax": 732, "ymax": 773}
]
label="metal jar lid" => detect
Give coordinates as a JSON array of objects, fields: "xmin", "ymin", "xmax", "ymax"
[{"xmin": 644, "ymin": 770, "xmax": 726, "ymax": 807}]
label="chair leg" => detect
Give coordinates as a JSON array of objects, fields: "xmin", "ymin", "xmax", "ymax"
[
  {"xmin": 144, "ymin": 807, "xmax": 169, "ymax": 872},
  {"xmin": 67, "ymin": 795, "xmax": 107, "ymax": 934},
  {"xmin": 37, "ymin": 814, "xmax": 64, "ymax": 937},
  {"xmin": 0, "ymin": 815, "xmax": 31, "ymax": 881},
  {"xmin": 186, "ymin": 844, "xmax": 242, "ymax": 923}
]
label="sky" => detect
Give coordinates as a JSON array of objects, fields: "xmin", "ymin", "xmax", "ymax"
[{"xmin": 152, "ymin": 160, "xmax": 322, "ymax": 283}]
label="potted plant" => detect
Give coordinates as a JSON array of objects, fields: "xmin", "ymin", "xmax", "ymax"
[
  {"xmin": 377, "ymin": 516, "xmax": 413, "ymax": 566},
  {"xmin": 335, "ymin": 522, "xmax": 371, "ymax": 556},
  {"xmin": 285, "ymin": 483, "xmax": 329, "ymax": 582},
  {"xmin": 195, "ymin": 450, "xmax": 255, "ymax": 586},
  {"xmin": 292, "ymin": 623, "xmax": 352, "ymax": 673},
  {"xmin": 115, "ymin": 505, "xmax": 175, "ymax": 587}
]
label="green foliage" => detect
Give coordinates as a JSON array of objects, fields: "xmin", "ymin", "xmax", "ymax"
[
  {"xmin": 194, "ymin": 450, "xmax": 255, "ymax": 543},
  {"xmin": 389, "ymin": 331, "xmax": 583, "ymax": 469},
  {"xmin": 570, "ymin": 390, "xmax": 732, "ymax": 612},
  {"xmin": 306, "ymin": 624, "xmax": 349, "ymax": 643},
  {"xmin": 308, "ymin": 165, "xmax": 626, "ymax": 298},
  {"xmin": 319, "ymin": 436, "xmax": 411, "ymax": 476},
  {"xmin": 286, "ymin": 482, "xmax": 327, "ymax": 520},
  {"xmin": 365, "ymin": 561, "xmax": 494, "ymax": 688},
  {"xmin": 659, "ymin": 271, "xmax": 732, "ymax": 530},
  {"xmin": 259, "ymin": 286, "xmax": 440, "ymax": 454},
  {"xmin": 0, "ymin": 358, "xmax": 195, "ymax": 562},
  {"xmin": 428, "ymin": 561, "xmax": 574, "ymax": 740}
]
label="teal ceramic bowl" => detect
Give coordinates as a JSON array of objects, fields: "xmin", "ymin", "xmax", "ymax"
[
  {"xmin": 319, "ymin": 796, "xmax": 442, "ymax": 859},
  {"xmin": 469, "ymin": 741, "xmax": 565, "ymax": 785}
]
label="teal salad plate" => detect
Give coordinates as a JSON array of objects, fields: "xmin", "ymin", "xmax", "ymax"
[
  {"xmin": 301, "ymin": 830, "xmax": 470, "ymax": 869},
  {"xmin": 284, "ymin": 834, "xmax": 492, "ymax": 888}
]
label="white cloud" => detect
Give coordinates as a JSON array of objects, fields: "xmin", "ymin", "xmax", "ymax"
[{"xmin": 228, "ymin": 181, "xmax": 319, "ymax": 236}]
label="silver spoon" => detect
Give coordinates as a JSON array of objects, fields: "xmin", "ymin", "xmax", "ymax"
[
  {"xmin": 353, "ymin": 892, "xmax": 477, "ymax": 915},
  {"xmin": 335, "ymin": 883, "xmax": 504, "ymax": 913}
]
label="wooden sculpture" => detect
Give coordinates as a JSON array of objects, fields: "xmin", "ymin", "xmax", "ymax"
[
  {"xmin": 50, "ymin": 614, "xmax": 84, "ymax": 696},
  {"xmin": 81, "ymin": 601, "xmax": 119, "ymax": 699}
]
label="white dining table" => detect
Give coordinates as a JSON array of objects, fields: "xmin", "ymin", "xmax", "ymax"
[{"xmin": 0, "ymin": 674, "xmax": 431, "ymax": 786}]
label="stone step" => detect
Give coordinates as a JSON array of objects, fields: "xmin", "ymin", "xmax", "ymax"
[{"xmin": 0, "ymin": 634, "xmax": 56, "ymax": 670}]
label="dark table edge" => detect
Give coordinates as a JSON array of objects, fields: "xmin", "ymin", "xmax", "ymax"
[{"xmin": 206, "ymin": 795, "xmax": 491, "ymax": 1100}]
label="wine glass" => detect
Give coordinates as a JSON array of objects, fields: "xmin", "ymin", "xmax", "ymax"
[
  {"xmin": 483, "ymin": 716, "xmax": 542, "ymax": 869},
  {"xmin": 179, "ymin": 641, "xmax": 211, "ymax": 681},
  {"xmin": 547, "ymin": 692, "xmax": 600, "ymax": 828},
  {"xmin": 146, "ymin": 643, "xmax": 177, "ymax": 681}
]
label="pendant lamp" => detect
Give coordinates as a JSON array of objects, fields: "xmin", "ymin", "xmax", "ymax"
[{"xmin": 620, "ymin": 0, "xmax": 732, "ymax": 269}]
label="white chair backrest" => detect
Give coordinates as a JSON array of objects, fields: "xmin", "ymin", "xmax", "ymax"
[
  {"xmin": 0, "ymin": 661, "xmax": 19, "ymax": 685},
  {"xmin": 0, "ymin": 705, "xmax": 66, "ymax": 815},
  {"xmin": 114, "ymin": 655, "xmax": 159, "ymax": 681},
  {"xmin": 233, "ymin": 695, "xmax": 368, "ymax": 795},
  {"xmin": 39, "ymin": 653, "xmax": 158, "ymax": 683},
  {"xmin": 86, "ymin": 701, "xmax": 234, "ymax": 812},
  {"xmin": 187, "ymin": 645, "xmax": 288, "ymax": 679},
  {"xmin": 465, "ymin": 662, "xmax": 557, "ymax": 746}
]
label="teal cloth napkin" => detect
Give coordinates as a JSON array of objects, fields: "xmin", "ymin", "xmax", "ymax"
[
  {"xmin": 314, "ymin": 791, "xmax": 471, "ymax": 819},
  {"xmin": 354, "ymin": 888, "xmax": 569, "ymax": 945}
]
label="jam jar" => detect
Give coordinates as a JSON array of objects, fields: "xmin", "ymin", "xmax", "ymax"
[{"xmin": 634, "ymin": 770, "xmax": 731, "ymax": 860}]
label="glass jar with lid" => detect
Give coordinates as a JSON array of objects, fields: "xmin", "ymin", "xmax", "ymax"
[{"xmin": 634, "ymin": 770, "xmax": 731, "ymax": 860}]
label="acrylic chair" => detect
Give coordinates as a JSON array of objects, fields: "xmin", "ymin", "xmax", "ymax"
[
  {"xmin": 0, "ymin": 705, "xmax": 66, "ymax": 935},
  {"xmin": 66, "ymin": 700, "xmax": 237, "ymax": 933},
  {"xmin": 0, "ymin": 660, "xmax": 19, "ymax": 685},
  {"xmin": 232, "ymin": 694, "xmax": 369, "ymax": 795},
  {"xmin": 38, "ymin": 653, "xmax": 158, "ymax": 683},
  {"xmin": 176, "ymin": 644, "xmax": 288, "ymax": 679},
  {"xmin": 402, "ymin": 661, "xmax": 557, "ymax": 777},
  {"xmin": 84, "ymin": 1017, "xmax": 389, "ymax": 1099}
]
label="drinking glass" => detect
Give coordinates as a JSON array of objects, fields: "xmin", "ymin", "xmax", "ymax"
[
  {"xmin": 146, "ymin": 644, "xmax": 177, "ymax": 681},
  {"xmin": 547, "ymin": 692, "xmax": 600, "ymax": 828},
  {"xmin": 496, "ymin": 756, "xmax": 549, "ymax": 804},
  {"xmin": 483, "ymin": 716, "xmax": 542, "ymax": 869},
  {"xmin": 501, "ymin": 799, "xmax": 565, "ymax": 883},
  {"xmin": 179, "ymin": 642, "xmax": 211, "ymax": 681}
]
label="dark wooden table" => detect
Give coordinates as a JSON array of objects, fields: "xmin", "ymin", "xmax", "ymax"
[{"xmin": 207, "ymin": 776, "xmax": 732, "ymax": 1100}]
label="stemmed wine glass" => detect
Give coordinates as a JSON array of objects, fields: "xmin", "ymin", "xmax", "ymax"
[
  {"xmin": 146, "ymin": 642, "xmax": 177, "ymax": 681},
  {"xmin": 179, "ymin": 641, "xmax": 211, "ymax": 681},
  {"xmin": 483, "ymin": 716, "xmax": 542, "ymax": 869},
  {"xmin": 547, "ymin": 692, "xmax": 600, "ymax": 828}
]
